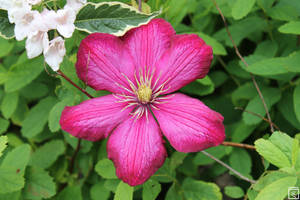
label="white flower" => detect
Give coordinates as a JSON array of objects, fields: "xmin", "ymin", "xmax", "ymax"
[
  {"xmin": 65, "ymin": 0, "xmax": 86, "ymax": 13},
  {"xmin": 55, "ymin": 8, "xmax": 76, "ymax": 38},
  {"xmin": 44, "ymin": 37, "xmax": 66, "ymax": 71},
  {"xmin": 14, "ymin": 10, "xmax": 42, "ymax": 41},
  {"xmin": 6, "ymin": 0, "xmax": 31, "ymax": 23},
  {"xmin": 26, "ymin": 31, "xmax": 49, "ymax": 59},
  {"xmin": 27, "ymin": 0, "xmax": 42, "ymax": 5},
  {"xmin": 40, "ymin": 8, "xmax": 58, "ymax": 30}
]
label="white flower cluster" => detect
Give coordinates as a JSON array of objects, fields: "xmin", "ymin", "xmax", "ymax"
[{"xmin": 0, "ymin": 0, "xmax": 86, "ymax": 71}]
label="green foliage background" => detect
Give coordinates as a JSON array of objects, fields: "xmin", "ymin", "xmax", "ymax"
[{"xmin": 0, "ymin": 0, "xmax": 300, "ymax": 199}]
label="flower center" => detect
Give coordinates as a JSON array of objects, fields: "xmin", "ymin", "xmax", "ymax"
[{"xmin": 137, "ymin": 84, "xmax": 152, "ymax": 104}]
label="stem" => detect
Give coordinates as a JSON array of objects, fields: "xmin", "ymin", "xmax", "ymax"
[
  {"xmin": 57, "ymin": 70, "xmax": 94, "ymax": 99},
  {"xmin": 69, "ymin": 139, "xmax": 82, "ymax": 174},
  {"xmin": 138, "ymin": 0, "xmax": 142, "ymax": 11},
  {"xmin": 235, "ymin": 107, "xmax": 280, "ymax": 131},
  {"xmin": 222, "ymin": 141, "xmax": 256, "ymax": 150},
  {"xmin": 211, "ymin": 0, "xmax": 275, "ymax": 133},
  {"xmin": 201, "ymin": 151, "xmax": 256, "ymax": 184}
]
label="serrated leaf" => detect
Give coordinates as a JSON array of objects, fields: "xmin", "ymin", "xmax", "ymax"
[
  {"xmin": 0, "ymin": 10, "xmax": 14, "ymax": 39},
  {"xmin": 95, "ymin": 158, "xmax": 117, "ymax": 179},
  {"xmin": 224, "ymin": 186, "xmax": 244, "ymax": 199},
  {"xmin": 255, "ymin": 176, "xmax": 297, "ymax": 200},
  {"xmin": 294, "ymin": 84, "xmax": 300, "ymax": 123},
  {"xmin": 75, "ymin": 2, "xmax": 159, "ymax": 36},
  {"xmin": 23, "ymin": 167, "xmax": 56, "ymax": 199},
  {"xmin": 21, "ymin": 96, "xmax": 57, "ymax": 138},
  {"xmin": 142, "ymin": 179, "xmax": 161, "ymax": 200},
  {"xmin": 114, "ymin": 181, "xmax": 133, "ymax": 200},
  {"xmin": 182, "ymin": 178, "xmax": 222, "ymax": 200},
  {"xmin": 4, "ymin": 56, "xmax": 44, "ymax": 92},
  {"xmin": 232, "ymin": 0, "xmax": 256, "ymax": 20},
  {"xmin": 0, "ymin": 167, "xmax": 24, "ymax": 194},
  {"xmin": 255, "ymin": 139, "xmax": 291, "ymax": 168},
  {"xmin": 1, "ymin": 91, "xmax": 19, "ymax": 119},
  {"xmin": 278, "ymin": 21, "xmax": 300, "ymax": 35},
  {"xmin": 0, "ymin": 135, "xmax": 8, "ymax": 157},
  {"xmin": 30, "ymin": 140, "xmax": 65, "ymax": 169},
  {"xmin": 1, "ymin": 144, "xmax": 31, "ymax": 175}
]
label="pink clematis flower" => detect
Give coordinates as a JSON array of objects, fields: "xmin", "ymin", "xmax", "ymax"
[{"xmin": 60, "ymin": 19, "xmax": 225, "ymax": 186}]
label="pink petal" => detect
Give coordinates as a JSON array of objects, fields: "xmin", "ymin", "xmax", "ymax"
[
  {"xmin": 152, "ymin": 93, "xmax": 225, "ymax": 152},
  {"xmin": 107, "ymin": 113, "xmax": 166, "ymax": 186},
  {"xmin": 155, "ymin": 34, "xmax": 213, "ymax": 94},
  {"xmin": 76, "ymin": 33, "xmax": 136, "ymax": 94},
  {"xmin": 122, "ymin": 18, "xmax": 175, "ymax": 73},
  {"xmin": 60, "ymin": 94, "xmax": 131, "ymax": 141}
]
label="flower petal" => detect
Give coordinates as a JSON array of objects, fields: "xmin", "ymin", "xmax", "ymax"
[
  {"xmin": 122, "ymin": 18, "xmax": 175, "ymax": 72},
  {"xmin": 44, "ymin": 37, "xmax": 66, "ymax": 71},
  {"xmin": 155, "ymin": 34, "xmax": 213, "ymax": 94},
  {"xmin": 107, "ymin": 113, "xmax": 166, "ymax": 186},
  {"xmin": 26, "ymin": 31, "xmax": 48, "ymax": 59},
  {"xmin": 152, "ymin": 93, "xmax": 225, "ymax": 152},
  {"xmin": 60, "ymin": 94, "xmax": 131, "ymax": 141},
  {"xmin": 76, "ymin": 33, "xmax": 136, "ymax": 94}
]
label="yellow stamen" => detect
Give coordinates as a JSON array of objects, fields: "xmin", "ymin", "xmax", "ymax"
[{"xmin": 137, "ymin": 85, "xmax": 152, "ymax": 104}]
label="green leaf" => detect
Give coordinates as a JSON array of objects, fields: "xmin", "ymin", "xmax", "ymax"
[
  {"xmin": 232, "ymin": 0, "xmax": 256, "ymax": 20},
  {"xmin": 1, "ymin": 91, "xmax": 19, "ymax": 119},
  {"xmin": 23, "ymin": 167, "xmax": 56, "ymax": 199},
  {"xmin": 191, "ymin": 32, "xmax": 227, "ymax": 55},
  {"xmin": 0, "ymin": 167, "xmax": 24, "ymax": 194},
  {"xmin": 21, "ymin": 96, "xmax": 57, "ymax": 138},
  {"xmin": 268, "ymin": 5, "xmax": 299, "ymax": 21},
  {"xmin": 142, "ymin": 179, "xmax": 161, "ymax": 200},
  {"xmin": 90, "ymin": 181, "xmax": 110, "ymax": 200},
  {"xmin": 30, "ymin": 140, "xmax": 65, "ymax": 169},
  {"xmin": 292, "ymin": 138, "xmax": 299, "ymax": 167},
  {"xmin": 57, "ymin": 186, "xmax": 82, "ymax": 200},
  {"xmin": 170, "ymin": 152, "xmax": 187, "ymax": 171},
  {"xmin": 253, "ymin": 171, "xmax": 290, "ymax": 191},
  {"xmin": 165, "ymin": 183, "xmax": 182, "ymax": 200},
  {"xmin": 294, "ymin": 84, "xmax": 300, "ymax": 123},
  {"xmin": 4, "ymin": 56, "xmax": 44, "ymax": 92},
  {"xmin": 75, "ymin": 2, "xmax": 159, "ymax": 36},
  {"xmin": 255, "ymin": 139, "xmax": 291, "ymax": 168},
  {"xmin": 114, "ymin": 181, "xmax": 133, "ymax": 200},
  {"xmin": 0, "ymin": 117, "xmax": 9, "ymax": 135},
  {"xmin": 48, "ymin": 101, "xmax": 68, "ymax": 132},
  {"xmin": 224, "ymin": 186, "xmax": 244, "ymax": 199},
  {"xmin": 229, "ymin": 148, "xmax": 252, "ymax": 177},
  {"xmin": 278, "ymin": 21, "xmax": 300, "ymax": 35},
  {"xmin": 0, "ymin": 37, "xmax": 14, "ymax": 58},
  {"xmin": 245, "ymin": 51, "xmax": 300, "ymax": 76},
  {"xmin": 181, "ymin": 76, "xmax": 214, "ymax": 96},
  {"xmin": 165, "ymin": 0, "xmax": 188, "ymax": 28},
  {"xmin": 194, "ymin": 146, "xmax": 230, "ymax": 165},
  {"xmin": 0, "ymin": 135, "xmax": 8, "ymax": 157},
  {"xmin": 255, "ymin": 176, "xmax": 297, "ymax": 200},
  {"xmin": 182, "ymin": 178, "xmax": 222, "ymax": 200},
  {"xmin": 1, "ymin": 144, "xmax": 31, "ymax": 175},
  {"xmin": 20, "ymin": 82, "xmax": 48, "ymax": 99},
  {"xmin": 0, "ymin": 10, "xmax": 14, "ymax": 39},
  {"xmin": 95, "ymin": 158, "xmax": 117, "ymax": 179}
]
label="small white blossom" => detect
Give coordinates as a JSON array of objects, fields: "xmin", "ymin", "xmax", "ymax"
[
  {"xmin": 65, "ymin": 0, "xmax": 87, "ymax": 13},
  {"xmin": 40, "ymin": 8, "xmax": 58, "ymax": 30},
  {"xmin": 44, "ymin": 37, "xmax": 66, "ymax": 71},
  {"xmin": 26, "ymin": 31, "xmax": 49, "ymax": 59},
  {"xmin": 14, "ymin": 10, "xmax": 41, "ymax": 41},
  {"xmin": 7, "ymin": 0, "xmax": 32, "ymax": 23},
  {"xmin": 55, "ymin": 8, "xmax": 76, "ymax": 38}
]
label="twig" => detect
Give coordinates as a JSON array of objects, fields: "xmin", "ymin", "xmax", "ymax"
[
  {"xmin": 201, "ymin": 151, "xmax": 256, "ymax": 184},
  {"xmin": 57, "ymin": 70, "xmax": 94, "ymax": 99},
  {"xmin": 138, "ymin": 0, "xmax": 142, "ymax": 11},
  {"xmin": 216, "ymin": 56, "xmax": 240, "ymax": 86},
  {"xmin": 235, "ymin": 107, "xmax": 280, "ymax": 131},
  {"xmin": 69, "ymin": 139, "xmax": 82, "ymax": 174},
  {"xmin": 222, "ymin": 141, "xmax": 256, "ymax": 150},
  {"xmin": 211, "ymin": 0, "xmax": 275, "ymax": 133}
]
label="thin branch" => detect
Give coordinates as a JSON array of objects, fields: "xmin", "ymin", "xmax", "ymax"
[
  {"xmin": 235, "ymin": 107, "xmax": 280, "ymax": 131},
  {"xmin": 57, "ymin": 70, "xmax": 94, "ymax": 99},
  {"xmin": 216, "ymin": 56, "xmax": 240, "ymax": 86},
  {"xmin": 201, "ymin": 151, "xmax": 256, "ymax": 184},
  {"xmin": 222, "ymin": 141, "xmax": 256, "ymax": 150},
  {"xmin": 69, "ymin": 139, "xmax": 82, "ymax": 174},
  {"xmin": 211, "ymin": 0, "xmax": 275, "ymax": 133},
  {"xmin": 138, "ymin": 0, "xmax": 142, "ymax": 11}
]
